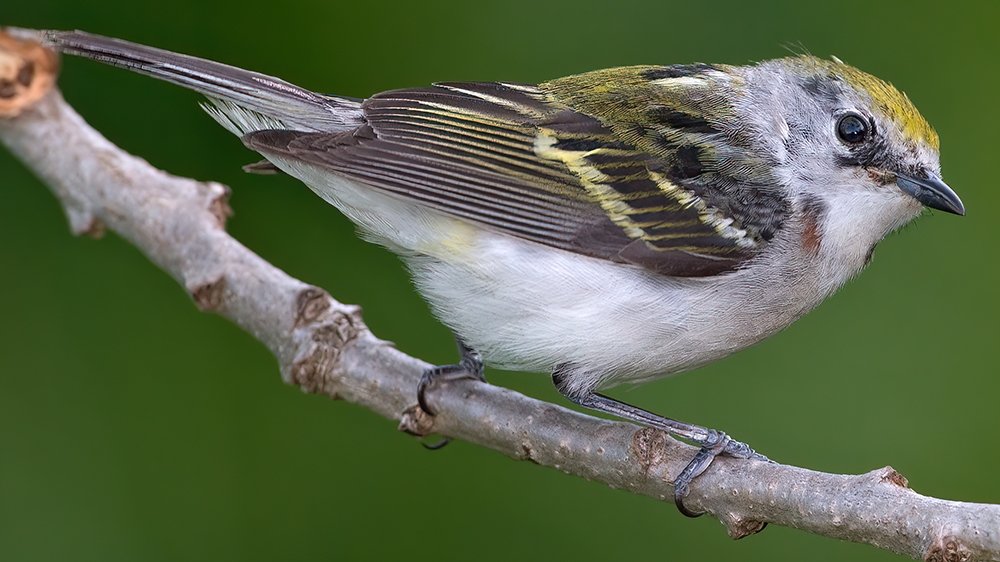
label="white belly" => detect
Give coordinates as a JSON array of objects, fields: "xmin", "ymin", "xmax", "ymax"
[
  {"xmin": 273, "ymin": 157, "xmax": 848, "ymax": 394},
  {"xmin": 406, "ymin": 229, "xmax": 824, "ymax": 393}
]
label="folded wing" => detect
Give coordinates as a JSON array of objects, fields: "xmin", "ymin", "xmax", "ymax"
[{"xmin": 245, "ymin": 80, "xmax": 766, "ymax": 276}]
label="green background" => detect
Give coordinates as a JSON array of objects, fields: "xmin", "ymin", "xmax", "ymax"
[{"xmin": 2, "ymin": 2, "xmax": 996, "ymax": 560}]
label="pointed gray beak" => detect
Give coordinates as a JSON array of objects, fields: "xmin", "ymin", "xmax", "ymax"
[{"xmin": 896, "ymin": 173, "xmax": 965, "ymax": 216}]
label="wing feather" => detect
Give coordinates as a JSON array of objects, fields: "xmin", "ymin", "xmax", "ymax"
[{"xmin": 244, "ymin": 77, "xmax": 771, "ymax": 276}]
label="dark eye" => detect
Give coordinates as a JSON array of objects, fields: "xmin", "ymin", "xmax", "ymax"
[{"xmin": 837, "ymin": 114, "xmax": 868, "ymax": 143}]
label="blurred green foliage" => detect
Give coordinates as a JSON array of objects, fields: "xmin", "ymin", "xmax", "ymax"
[{"xmin": 2, "ymin": 1, "xmax": 997, "ymax": 560}]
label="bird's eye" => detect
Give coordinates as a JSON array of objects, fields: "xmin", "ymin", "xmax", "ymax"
[{"xmin": 837, "ymin": 114, "xmax": 868, "ymax": 143}]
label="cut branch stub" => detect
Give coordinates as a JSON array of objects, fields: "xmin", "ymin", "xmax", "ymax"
[{"xmin": 0, "ymin": 31, "xmax": 59, "ymax": 117}]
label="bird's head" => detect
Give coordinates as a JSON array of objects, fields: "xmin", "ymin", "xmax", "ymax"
[{"xmin": 542, "ymin": 57, "xmax": 962, "ymax": 273}]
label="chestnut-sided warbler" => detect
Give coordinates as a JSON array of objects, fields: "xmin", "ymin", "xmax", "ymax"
[{"xmin": 44, "ymin": 30, "xmax": 964, "ymax": 516}]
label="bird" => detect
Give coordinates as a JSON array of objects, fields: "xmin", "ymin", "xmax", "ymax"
[{"xmin": 42, "ymin": 30, "xmax": 964, "ymax": 517}]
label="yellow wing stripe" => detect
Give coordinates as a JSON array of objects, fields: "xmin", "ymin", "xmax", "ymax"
[{"xmin": 535, "ymin": 129, "xmax": 753, "ymax": 250}]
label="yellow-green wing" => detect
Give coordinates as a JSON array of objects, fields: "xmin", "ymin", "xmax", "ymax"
[{"xmin": 244, "ymin": 68, "xmax": 785, "ymax": 276}]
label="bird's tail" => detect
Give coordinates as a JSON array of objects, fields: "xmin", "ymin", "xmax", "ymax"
[{"xmin": 42, "ymin": 30, "xmax": 363, "ymax": 136}]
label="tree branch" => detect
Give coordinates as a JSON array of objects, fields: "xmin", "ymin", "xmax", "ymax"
[{"xmin": 2, "ymin": 29, "xmax": 997, "ymax": 561}]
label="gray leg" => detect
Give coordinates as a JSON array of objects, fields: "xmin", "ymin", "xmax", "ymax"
[
  {"xmin": 416, "ymin": 338, "xmax": 485, "ymax": 450},
  {"xmin": 551, "ymin": 367, "xmax": 769, "ymax": 517},
  {"xmin": 417, "ymin": 338, "xmax": 485, "ymax": 416}
]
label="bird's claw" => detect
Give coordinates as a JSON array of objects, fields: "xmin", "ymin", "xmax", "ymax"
[
  {"xmin": 414, "ymin": 339, "xmax": 486, "ymax": 450},
  {"xmin": 674, "ymin": 432, "xmax": 768, "ymax": 519}
]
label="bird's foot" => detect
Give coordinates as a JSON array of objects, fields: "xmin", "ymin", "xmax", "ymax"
[
  {"xmin": 550, "ymin": 370, "xmax": 770, "ymax": 518},
  {"xmin": 672, "ymin": 429, "xmax": 772, "ymax": 517},
  {"xmin": 415, "ymin": 339, "xmax": 485, "ymax": 450}
]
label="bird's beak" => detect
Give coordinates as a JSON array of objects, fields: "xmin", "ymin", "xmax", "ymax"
[{"xmin": 896, "ymin": 172, "xmax": 965, "ymax": 216}]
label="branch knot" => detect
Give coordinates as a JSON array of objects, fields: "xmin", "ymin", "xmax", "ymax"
[
  {"xmin": 925, "ymin": 536, "xmax": 971, "ymax": 562},
  {"xmin": 190, "ymin": 277, "xmax": 226, "ymax": 311},
  {"xmin": 288, "ymin": 288, "xmax": 363, "ymax": 396}
]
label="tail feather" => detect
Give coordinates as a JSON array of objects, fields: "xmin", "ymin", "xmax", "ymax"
[{"xmin": 42, "ymin": 30, "xmax": 363, "ymax": 135}]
